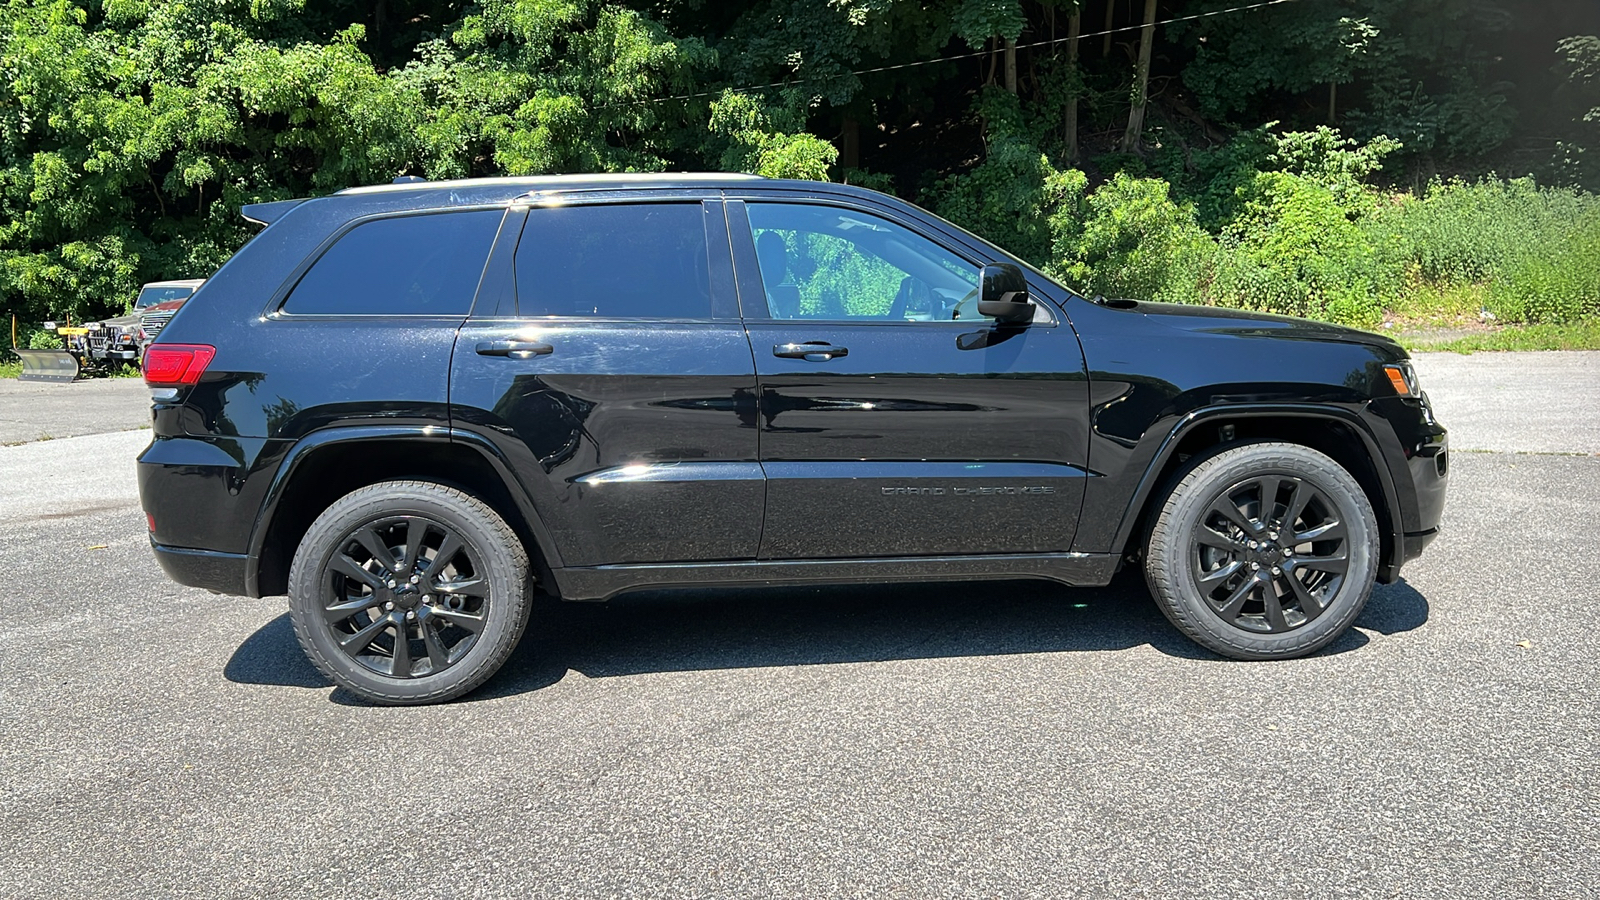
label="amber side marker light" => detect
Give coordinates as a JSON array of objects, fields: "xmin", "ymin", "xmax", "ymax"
[{"xmin": 1383, "ymin": 363, "xmax": 1418, "ymax": 397}]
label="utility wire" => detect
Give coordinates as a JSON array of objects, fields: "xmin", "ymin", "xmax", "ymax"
[{"xmin": 640, "ymin": 0, "xmax": 1309, "ymax": 106}]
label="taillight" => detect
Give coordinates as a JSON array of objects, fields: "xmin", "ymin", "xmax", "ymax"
[{"xmin": 143, "ymin": 344, "xmax": 216, "ymax": 387}]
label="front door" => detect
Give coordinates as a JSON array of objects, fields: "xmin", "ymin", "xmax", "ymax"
[
  {"xmin": 728, "ymin": 199, "xmax": 1091, "ymax": 560},
  {"xmin": 450, "ymin": 197, "xmax": 763, "ymax": 567}
]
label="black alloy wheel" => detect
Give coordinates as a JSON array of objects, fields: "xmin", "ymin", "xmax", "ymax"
[
  {"xmin": 323, "ymin": 515, "xmax": 490, "ymax": 679},
  {"xmin": 289, "ymin": 481, "xmax": 530, "ymax": 705},
  {"xmin": 1191, "ymin": 474, "xmax": 1350, "ymax": 634},
  {"xmin": 1144, "ymin": 441, "xmax": 1379, "ymax": 660}
]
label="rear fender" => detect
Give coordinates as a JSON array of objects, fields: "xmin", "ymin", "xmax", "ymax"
[{"xmin": 243, "ymin": 425, "xmax": 563, "ymax": 597}]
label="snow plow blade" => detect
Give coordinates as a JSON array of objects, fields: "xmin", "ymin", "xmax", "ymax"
[{"xmin": 14, "ymin": 349, "xmax": 82, "ymax": 383}]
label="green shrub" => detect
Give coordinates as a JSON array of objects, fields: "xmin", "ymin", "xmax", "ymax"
[
  {"xmin": 1207, "ymin": 171, "xmax": 1393, "ymax": 327},
  {"xmin": 1371, "ymin": 178, "xmax": 1600, "ymax": 285},
  {"xmin": 1485, "ymin": 213, "xmax": 1600, "ymax": 324},
  {"xmin": 930, "ymin": 136, "xmax": 1064, "ymax": 266},
  {"xmin": 1053, "ymin": 173, "xmax": 1212, "ymax": 304}
]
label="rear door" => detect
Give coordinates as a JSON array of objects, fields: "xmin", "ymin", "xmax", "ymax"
[
  {"xmin": 729, "ymin": 198, "xmax": 1091, "ymax": 561},
  {"xmin": 450, "ymin": 195, "xmax": 763, "ymax": 567}
]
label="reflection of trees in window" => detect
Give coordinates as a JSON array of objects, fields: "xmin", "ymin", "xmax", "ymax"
[{"xmin": 754, "ymin": 228, "xmax": 904, "ymax": 316}]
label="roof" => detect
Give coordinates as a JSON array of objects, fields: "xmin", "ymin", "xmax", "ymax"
[
  {"xmin": 142, "ymin": 279, "xmax": 206, "ymax": 289},
  {"xmin": 335, "ymin": 172, "xmax": 767, "ymax": 196}
]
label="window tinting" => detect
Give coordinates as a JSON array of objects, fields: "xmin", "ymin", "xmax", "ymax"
[
  {"xmin": 514, "ymin": 204, "xmax": 710, "ymax": 319},
  {"xmin": 745, "ymin": 203, "xmax": 980, "ymax": 322},
  {"xmin": 283, "ymin": 209, "xmax": 504, "ymax": 316}
]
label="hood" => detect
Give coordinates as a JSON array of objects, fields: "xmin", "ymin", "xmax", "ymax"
[
  {"xmin": 1104, "ymin": 299, "xmax": 1405, "ymax": 357},
  {"xmin": 143, "ymin": 298, "xmax": 188, "ymax": 313}
]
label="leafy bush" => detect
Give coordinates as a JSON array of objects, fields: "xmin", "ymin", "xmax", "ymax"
[
  {"xmin": 1370, "ymin": 178, "xmax": 1598, "ymax": 285},
  {"xmin": 27, "ymin": 327, "xmax": 60, "ymax": 350},
  {"xmin": 1055, "ymin": 174, "xmax": 1213, "ymax": 305},
  {"xmin": 1207, "ymin": 171, "xmax": 1392, "ymax": 327},
  {"xmin": 1485, "ymin": 213, "xmax": 1600, "ymax": 324}
]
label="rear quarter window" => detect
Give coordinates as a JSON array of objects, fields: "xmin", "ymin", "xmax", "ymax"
[{"xmin": 283, "ymin": 209, "xmax": 504, "ymax": 316}]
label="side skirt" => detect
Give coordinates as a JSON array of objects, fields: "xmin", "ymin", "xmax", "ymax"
[{"xmin": 554, "ymin": 552, "xmax": 1120, "ymax": 602}]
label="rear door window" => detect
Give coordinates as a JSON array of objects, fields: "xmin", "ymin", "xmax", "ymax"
[
  {"xmin": 283, "ymin": 209, "xmax": 504, "ymax": 316},
  {"xmin": 513, "ymin": 203, "xmax": 711, "ymax": 319}
]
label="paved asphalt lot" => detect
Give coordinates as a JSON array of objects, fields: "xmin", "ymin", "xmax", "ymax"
[{"xmin": 1, "ymin": 352, "xmax": 1596, "ymax": 898}]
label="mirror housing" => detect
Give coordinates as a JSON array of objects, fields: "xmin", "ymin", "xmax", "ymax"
[{"xmin": 977, "ymin": 264, "xmax": 1033, "ymax": 325}]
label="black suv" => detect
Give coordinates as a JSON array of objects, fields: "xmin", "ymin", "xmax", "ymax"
[{"xmin": 138, "ymin": 174, "xmax": 1448, "ymax": 704}]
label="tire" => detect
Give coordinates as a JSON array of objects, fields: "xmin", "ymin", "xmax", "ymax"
[
  {"xmin": 288, "ymin": 480, "xmax": 531, "ymax": 704},
  {"xmin": 1143, "ymin": 441, "xmax": 1379, "ymax": 660}
]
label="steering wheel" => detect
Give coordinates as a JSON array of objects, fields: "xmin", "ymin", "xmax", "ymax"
[{"xmin": 949, "ymin": 286, "xmax": 980, "ymax": 321}]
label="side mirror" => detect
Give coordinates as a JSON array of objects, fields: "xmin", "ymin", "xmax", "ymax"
[{"xmin": 977, "ymin": 263, "xmax": 1033, "ymax": 325}]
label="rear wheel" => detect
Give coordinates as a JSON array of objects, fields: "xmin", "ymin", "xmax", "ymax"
[
  {"xmin": 1143, "ymin": 441, "xmax": 1379, "ymax": 660},
  {"xmin": 288, "ymin": 481, "xmax": 530, "ymax": 704}
]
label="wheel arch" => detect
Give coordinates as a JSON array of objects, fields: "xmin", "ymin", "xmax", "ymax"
[
  {"xmin": 245, "ymin": 426, "xmax": 562, "ymax": 598},
  {"xmin": 1112, "ymin": 405, "xmax": 1404, "ymax": 583}
]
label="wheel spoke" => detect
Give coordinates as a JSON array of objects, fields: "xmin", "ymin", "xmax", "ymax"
[
  {"xmin": 1296, "ymin": 519, "xmax": 1346, "ymax": 544},
  {"xmin": 1257, "ymin": 476, "xmax": 1282, "ymax": 527},
  {"xmin": 433, "ymin": 577, "xmax": 487, "ymax": 598},
  {"xmin": 424, "ymin": 533, "xmax": 463, "ymax": 579},
  {"xmin": 323, "ymin": 596, "xmax": 380, "ymax": 623},
  {"xmin": 390, "ymin": 620, "xmax": 412, "ymax": 677},
  {"xmin": 339, "ymin": 614, "xmax": 392, "ymax": 655},
  {"xmin": 331, "ymin": 554, "xmax": 385, "ymax": 592},
  {"xmin": 1216, "ymin": 574, "xmax": 1259, "ymax": 621},
  {"xmin": 1197, "ymin": 559, "xmax": 1244, "ymax": 591},
  {"xmin": 1283, "ymin": 571, "xmax": 1325, "ymax": 621},
  {"xmin": 1295, "ymin": 552, "xmax": 1348, "ymax": 574},
  {"xmin": 1209, "ymin": 497, "xmax": 1259, "ymax": 536},
  {"xmin": 1281, "ymin": 479, "xmax": 1311, "ymax": 538},
  {"xmin": 354, "ymin": 525, "xmax": 399, "ymax": 574},
  {"xmin": 430, "ymin": 606, "xmax": 487, "ymax": 634},
  {"xmin": 1261, "ymin": 587, "xmax": 1290, "ymax": 632},
  {"xmin": 421, "ymin": 618, "xmax": 451, "ymax": 670},
  {"xmin": 1195, "ymin": 527, "xmax": 1247, "ymax": 553},
  {"xmin": 400, "ymin": 518, "xmax": 427, "ymax": 573}
]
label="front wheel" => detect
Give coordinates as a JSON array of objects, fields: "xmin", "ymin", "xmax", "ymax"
[
  {"xmin": 1143, "ymin": 441, "xmax": 1379, "ymax": 660},
  {"xmin": 288, "ymin": 481, "xmax": 531, "ymax": 704}
]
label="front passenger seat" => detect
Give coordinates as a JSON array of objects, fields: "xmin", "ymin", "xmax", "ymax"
[{"xmin": 756, "ymin": 231, "xmax": 802, "ymax": 318}]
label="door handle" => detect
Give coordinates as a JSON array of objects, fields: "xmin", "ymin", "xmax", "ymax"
[
  {"xmin": 475, "ymin": 340, "xmax": 553, "ymax": 359},
  {"xmin": 773, "ymin": 342, "xmax": 848, "ymax": 362}
]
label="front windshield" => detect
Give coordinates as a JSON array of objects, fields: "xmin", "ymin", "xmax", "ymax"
[{"xmin": 135, "ymin": 286, "xmax": 195, "ymax": 309}]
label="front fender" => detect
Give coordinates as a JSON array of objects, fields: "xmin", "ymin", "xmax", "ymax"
[{"xmin": 1093, "ymin": 403, "xmax": 1409, "ymax": 583}]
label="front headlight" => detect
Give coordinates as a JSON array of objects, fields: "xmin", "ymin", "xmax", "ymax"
[{"xmin": 1383, "ymin": 361, "xmax": 1420, "ymax": 397}]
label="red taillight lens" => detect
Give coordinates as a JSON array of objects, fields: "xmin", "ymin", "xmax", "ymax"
[{"xmin": 143, "ymin": 344, "xmax": 216, "ymax": 386}]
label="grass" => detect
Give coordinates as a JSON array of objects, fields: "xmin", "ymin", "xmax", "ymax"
[
  {"xmin": 0, "ymin": 357, "xmax": 19, "ymax": 379},
  {"xmin": 1397, "ymin": 319, "xmax": 1600, "ymax": 353}
]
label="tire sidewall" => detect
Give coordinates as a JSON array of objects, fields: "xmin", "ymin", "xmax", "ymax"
[
  {"xmin": 1147, "ymin": 444, "xmax": 1380, "ymax": 659},
  {"xmin": 288, "ymin": 484, "xmax": 526, "ymax": 704}
]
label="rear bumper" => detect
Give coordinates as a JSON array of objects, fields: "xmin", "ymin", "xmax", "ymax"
[{"xmin": 151, "ymin": 541, "xmax": 250, "ymax": 595}]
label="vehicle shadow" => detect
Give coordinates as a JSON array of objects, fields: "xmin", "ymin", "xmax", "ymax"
[{"xmin": 224, "ymin": 574, "xmax": 1432, "ymax": 703}]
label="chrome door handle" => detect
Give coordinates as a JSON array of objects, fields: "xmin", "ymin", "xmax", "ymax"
[{"xmin": 773, "ymin": 342, "xmax": 848, "ymax": 362}]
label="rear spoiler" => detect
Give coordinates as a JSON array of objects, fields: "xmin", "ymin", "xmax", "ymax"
[{"xmin": 241, "ymin": 198, "xmax": 307, "ymax": 227}]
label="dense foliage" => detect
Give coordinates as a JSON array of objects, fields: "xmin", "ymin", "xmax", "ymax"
[{"xmin": 2, "ymin": 0, "xmax": 1597, "ymax": 333}]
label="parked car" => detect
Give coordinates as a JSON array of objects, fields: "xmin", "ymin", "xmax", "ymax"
[
  {"xmin": 137, "ymin": 174, "xmax": 1449, "ymax": 704},
  {"xmin": 136, "ymin": 280, "xmax": 205, "ymax": 351},
  {"xmin": 83, "ymin": 279, "xmax": 205, "ymax": 366}
]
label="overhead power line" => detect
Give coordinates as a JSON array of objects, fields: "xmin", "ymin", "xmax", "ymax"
[{"xmin": 645, "ymin": 0, "xmax": 1309, "ymax": 106}]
